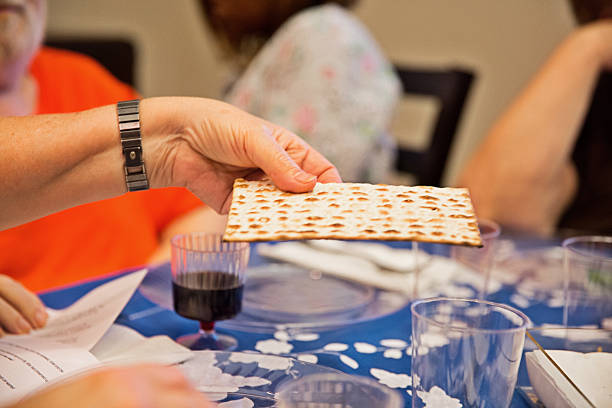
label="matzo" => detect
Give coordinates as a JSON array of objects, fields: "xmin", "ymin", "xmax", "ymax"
[{"xmin": 223, "ymin": 179, "xmax": 482, "ymax": 246}]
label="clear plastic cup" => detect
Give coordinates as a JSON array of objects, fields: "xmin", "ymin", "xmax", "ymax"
[
  {"xmin": 451, "ymin": 219, "xmax": 501, "ymax": 298},
  {"xmin": 277, "ymin": 372, "xmax": 403, "ymax": 408},
  {"xmin": 411, "ymin": 297, "xmax": 529, "ymax": 408},
  {"xmin": 563, "ymin": 235, "xmax": 612, "ymax": 327}
]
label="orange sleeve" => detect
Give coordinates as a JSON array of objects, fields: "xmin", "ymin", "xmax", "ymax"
[{"xmin": 30, "ymin": 47, "xmax": 139, "ymax": 114}]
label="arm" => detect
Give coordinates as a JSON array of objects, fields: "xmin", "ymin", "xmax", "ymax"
[
  {"xmin": 10, "ymin": 364, "xmax": 213, "ymax": 408},
  {"xmin": 458, "ymin": 21, "xmax": 612, "ymax": 235},
  {"xmin": 0, "ymin": 96, "xmax": 341, "ymax": 230}
]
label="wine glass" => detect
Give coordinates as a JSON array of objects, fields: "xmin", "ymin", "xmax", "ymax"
[{"xmin": 171, "ymin": 232, "xmax": 250, "ymax": 350}]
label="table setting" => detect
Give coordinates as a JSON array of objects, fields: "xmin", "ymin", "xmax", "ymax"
[{"xmin": 36, "ymin": 180, "xmax": 612, "ymax": 407}]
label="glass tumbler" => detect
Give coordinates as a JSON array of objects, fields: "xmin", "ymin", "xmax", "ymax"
[
  {"xmin": 411, "ymin": 297, "xmax": 529, "ymax": 408},
  {"xmin": 451, "ymin": 219, "xmax": 501, "ymax": 298},
  {"xmin": 563, "ymin": 235, "xmax": 612, "ymax": 327},
  {"xmin": 171, "ymin": 233, "xmax": 250, "ymax": 350},
  {"xmin": 277, "ymin": 373, "xmax": 403, "ymax": 408}
]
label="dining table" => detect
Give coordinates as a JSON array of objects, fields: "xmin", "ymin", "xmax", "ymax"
[{"xmin": 39, "ymin": 237, "xmax": 570, "ymax": 407}]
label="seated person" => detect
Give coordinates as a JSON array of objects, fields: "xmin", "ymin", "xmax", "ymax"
[
  {"xmin": 200, "ymin": 0, "xmax": 401, "ymax": 183},
  {"xmin": 0, "ymin": 0, "xmax": 225, "ymax": 293},
  {"xmin": 458, "ymin": 0, "xmax": 612, "ymax": 236}
]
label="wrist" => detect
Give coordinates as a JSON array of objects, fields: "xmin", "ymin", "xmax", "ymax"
[
  {"xmin": 138, "ymin": 97, "xmax": 188, "ymax": 189},
  {"xmin": 572, "ymin": 21, "xmax": 612, "ymax": 69}
]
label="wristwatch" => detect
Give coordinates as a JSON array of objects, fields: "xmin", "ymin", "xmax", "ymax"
[{"xmin": 117, "ymin": 99, "xmax": 149, "ymax": 191}]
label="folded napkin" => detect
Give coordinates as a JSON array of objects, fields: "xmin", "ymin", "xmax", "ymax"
[
  {"xmin": 257, "ymin": 241, "xmax": 495, "ymax": 298},
  {"xmin": 526, "ymin": 350, "xmax": 612, "ymax": 408},
  {"xmin": 306, "ymin": 240, "xmax": 429, "ymax": 272}
]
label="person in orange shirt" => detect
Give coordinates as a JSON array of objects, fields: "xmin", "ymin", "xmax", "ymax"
[{"xmin": 0, "ymin": 1, "xmax": 226, "ymax": 301}]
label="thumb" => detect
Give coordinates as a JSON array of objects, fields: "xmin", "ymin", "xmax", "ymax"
[{"xmin": 250, "ymin": 126, "xmax": 317, "ymax": 192}]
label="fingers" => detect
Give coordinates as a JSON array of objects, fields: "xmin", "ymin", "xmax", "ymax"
[
  {"xmin": 0, "ymin": 275, "xmax": 48, "ymax": 334},
  {"xmin": 295, "ymin": 144, "xmax": 342, "ymax": 184},
  {"xmin": 249, "ymin": 124, "xmax": 341, "ymax": 192},
  {"xmin": 250, "ymin": 126, "xmax": 318, "ymax": 193}
]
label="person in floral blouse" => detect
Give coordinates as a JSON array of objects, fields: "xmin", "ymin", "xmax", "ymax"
[{"xmin": 200, "ymin": 0, "xmax": 401, "ymax": 183}]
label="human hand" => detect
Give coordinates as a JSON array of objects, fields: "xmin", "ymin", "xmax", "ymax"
[
  {"xmin": 0, "ymin": 275, "xmax": 48, "ymax": 336},
  {"xmin": 141, "ymin": 97, "xmax": 342, "ymax": 213},
  {"xmin": 11, "ymin": 364, "xmax": 214, "ymax": 408}
]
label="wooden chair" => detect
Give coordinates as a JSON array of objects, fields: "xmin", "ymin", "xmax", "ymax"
[
  {"xmin": 393, "ymin": 66, "xmax": 475, "ymax": 186},
  {"xmin": 45, "ymin": 37, "xmax": 136, "ymax": 87}
]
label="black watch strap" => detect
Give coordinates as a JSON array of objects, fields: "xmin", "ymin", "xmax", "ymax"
[{"xmin": 117, "ymin": 99, "xmax": 149, "ymax": 192}]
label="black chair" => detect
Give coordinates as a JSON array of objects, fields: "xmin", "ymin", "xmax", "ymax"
[
  {"xmin": 45, "ymin": 37, "xmax": 136, "ymax": 87},
  {"xmin": 393, "ymin": 66, "xmax": 475, "ymax": 186}
]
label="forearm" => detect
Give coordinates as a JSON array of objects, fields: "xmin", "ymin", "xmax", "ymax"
[
  {"xmin": 0, "ymin": 98, "xmax": 187, "ymax": 230},
  {"xmin": 468, "ymin": 26, "xmax": 605, "ymax": 181},
  {"xmin": 459, "ymin": 24, "xmax": 611, "ymax": 233},
  {"xmin": 0, "ymin": 105, "xmax": 125, "ymax": 229}
]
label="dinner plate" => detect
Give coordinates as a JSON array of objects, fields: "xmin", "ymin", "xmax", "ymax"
[
  {"xmin": 138, "ymin": 262, "xmax": 410, "ymax": 333},
  {"xmin": 179, "ymin": 350, "xmax": 348, "ymax": 406},
  {"xmin": 240, "ymin": 263, "xmax": 375, "ymax": 323}
]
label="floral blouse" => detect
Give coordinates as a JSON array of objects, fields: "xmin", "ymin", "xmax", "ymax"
[{"xmin": 226, "ymin": 4, "xmax": 401, "ymax": 183}]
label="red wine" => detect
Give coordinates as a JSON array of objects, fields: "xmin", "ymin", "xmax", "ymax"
[{"xmin": 173, "ymin": 271, "xmax": 243, "ymax": 322}]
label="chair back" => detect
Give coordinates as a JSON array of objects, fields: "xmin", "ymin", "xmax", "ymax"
[{"xmin": 393, "ymin": 66, "xmax": 475, "ymax": 186}]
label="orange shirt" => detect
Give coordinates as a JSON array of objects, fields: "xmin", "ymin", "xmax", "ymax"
[{"xmin": 0, "ymin": 47, "xmax": 202, "ymax": 292}]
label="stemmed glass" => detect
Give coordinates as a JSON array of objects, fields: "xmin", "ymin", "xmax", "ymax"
[{"xmin": 171, "ymin": 233, "xmax": 250, "ymax": 350}]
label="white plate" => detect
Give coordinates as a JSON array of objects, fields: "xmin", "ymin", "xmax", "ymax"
[
  {"xmin": 138, "ymin": 263, "xmax": 410, "ymax": 333},
  {"xmin": 180, "ymin": 350, "xmax": 347, "ymax": 406}
]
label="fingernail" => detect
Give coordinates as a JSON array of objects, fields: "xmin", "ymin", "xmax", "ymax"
[
  {"xmin": 17, "ymin": 317, "xmax": 32, "ymax": 334},
  {"xmin": 296, "ymin": 172, "xmax": 317, "ymax": 184},
  {"xmin": 34, "ymin": 308, "xmax": 48, "ymax": 328}
]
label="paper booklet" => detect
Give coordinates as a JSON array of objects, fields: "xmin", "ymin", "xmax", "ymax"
[{"xmin": 0, "ymin": 270, "xmax": 193, "ymax": 406}]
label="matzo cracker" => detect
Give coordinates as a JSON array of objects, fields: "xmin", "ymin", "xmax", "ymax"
[{"xmin": 223, "ymin": 179, "xmax": 482, "ymax": 246}]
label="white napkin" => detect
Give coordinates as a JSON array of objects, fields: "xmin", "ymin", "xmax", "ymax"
[
  {"xmin": 90, "ymin": 324, "xmax": 193, "ymax": 366},
  {"xmin": 526, "ymin": 350, "xmax": 612, "ymax": 408},
  {"xmin": 306, "ymin": 240, "xmax": 429, "ymax": 272},
  {"xmin": 257, "ymin": 241, "xmax": 492, "ymax": 298}
]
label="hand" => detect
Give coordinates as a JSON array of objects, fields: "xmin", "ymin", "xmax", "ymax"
[
  {"xmin": 0, "ymin": 275, "xmax": 48, "ymax": 336},
  {"xmin": 142, "ymin": 97, "xmax": 342, "ymax": 213},
  {"xmin": 11, "ymin": 364, "xmax": 214, "ymax": 408}
]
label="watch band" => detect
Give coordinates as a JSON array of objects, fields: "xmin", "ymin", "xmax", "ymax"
[{"xmin": 117, "ymin": 99, "xmax": 149, "ymax": 191}]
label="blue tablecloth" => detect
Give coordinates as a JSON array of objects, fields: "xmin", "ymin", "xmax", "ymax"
[{"xmin": 39, "ymin": 241, "xmax": 564, "ymax": 407}]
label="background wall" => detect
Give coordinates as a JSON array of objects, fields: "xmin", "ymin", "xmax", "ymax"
[{"xmin": 46, "ymin": 0, "xmax": 575, "ymax": 185}]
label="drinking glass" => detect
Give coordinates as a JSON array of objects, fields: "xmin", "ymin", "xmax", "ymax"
[
  {"xmin": 171, "ymin": 233, "xmax": 250, "ymax": 350},
  {"xmin": 411, "ymin": 297, "xmax": 529, "ymax": 408},
  {"xmin": 277, "ymin": 373, "xmax": 403, "ymax": 408},
  {"xmin": 563, "ymin": 235, "xmax": 612, "ymax": 327},
  {"xmin": 451, "ymin": 219, "xmax": 501, "ymax": 298}
]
